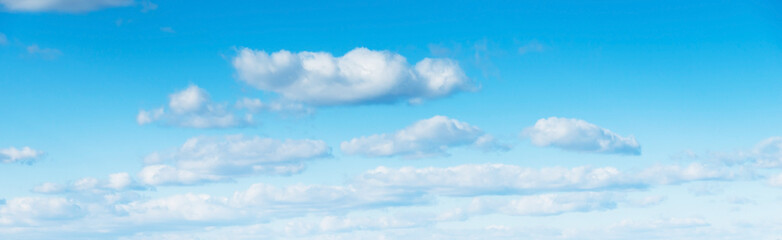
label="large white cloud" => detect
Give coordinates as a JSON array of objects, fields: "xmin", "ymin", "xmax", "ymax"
[
  {"xmin": 0, "ymin": 146, "xmax": 43, "ymax": 164},
  {"xmin": 138, "ymin": 135, "xmax": 331, "ymax": 185},
  {"xmin": 0, "ymin": 0, "xmax": 132, "ymax": 12},
  {"xmin": 137, "ymin": 85, "xmax": 253, "ymax": 128},
  {"xmin": 523, "ymin": 117, "xmax": 641, "ymax": 155},
  {"xmin": 232, "ymin": 47, "xmax": 474, "ymax": 106},
  {"xmin": 341, "ymin": 116, "xmax": 508, "ymax": 158}
]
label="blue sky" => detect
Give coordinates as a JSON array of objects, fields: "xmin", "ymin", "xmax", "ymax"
[{"xmin": 1, "ymin": 0, "xmax": 782, "ymax": 239}]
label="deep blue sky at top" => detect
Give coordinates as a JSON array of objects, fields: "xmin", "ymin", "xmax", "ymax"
[{"xmin": 1, "ymin": 0, "xmax": 781, "ymax": 195}]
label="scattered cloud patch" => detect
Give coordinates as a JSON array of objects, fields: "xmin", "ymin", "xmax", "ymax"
[
  {"xmin": 768, "ymin": 173, "xmax": 782, "ymax": 187},
  {"xmin": 452, "ymin": 192, "xmax": 618, "ymax": 218},
  {"xmin": 34, "ymin": 172, "xmax": 146, "ymax": 194},
  {"xmin": 626, "ymin": 195, "xmax": 666, "ymax": 208},
  {"xmin": 0, "ymin": 0, "xmax": 132, "ymax": 13},
  {"xmin": 523, "ymin": 117, "xmax": 641, "ymax": 155},
  {"xmin": 610, "ymin": 217, "xmax": 710, "ymax": 231},
  {"xmin": 518, "ymin": 40, "xmax": 545, "ymax": 55},
  {"xmin": 355, "ymin": 163, "xmax": 736, "ymax": 197},
  {"xmin": 0, "ymin": 146, "xmax": 43, "ymax": 164},
  {"xmin": 235, "ymin": 97, "xmax": 314, "ymax": 115},
  {"xmin": 137, "ymin": 85, "xmax": 253, "ymax": 128},
  {"xmin": 752, "ymin": 137, "xmax": 782, "ymax": 167},
  {"xmin": 0, "ymin": 197, "xmax": 85, "ymax": 225},
  {"xmin": 26, "ymin": 44, "xmax": 61, "ymax": 60},
  {"xmin": 341, "ymin": 116, "xmax": 508, "ymax": 158},
  {"xmin": 232, "ymin": 47, "xmax": 474, "ymax": 106},
  {"xmin": 139, "ymin": 0, "xmax": 155, "ymax": 12},
  {"xmin": 159, "ymin": 27, "xmax": 174, "ymax": 33},
  {"xmin": 138, "ymin": 135, "xmax": 331, "ymax": 185}
]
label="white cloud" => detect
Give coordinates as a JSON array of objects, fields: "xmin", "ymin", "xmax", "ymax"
[
  {"xmin": 752, "ymin": 137, "xmax": 782, "ymax": 167},
  {"xmin": 635, "ymin": 163, "xmax": 738, "ymax": 185},
  {"xmin": 341, "ymin": 116, "xmax": 508, "ymax": 158},
  {"xmin": 0, "ymin": 146, "xmax": 43, "ymax": 164},
  {"xmin": 115, "ymin": 194, "xmax": 237, "ymax": 223},
  {"xmin": 0, "ymin": 0, "xmax": 132, "ymax": 12},
  {"xmin": 159, "ymin": 27, "xmax": 175, "ymax": 33},
  {"xmin": 609, "ymin": 217, "xmax": 710, "ymax": 231},
  {"xmin": 466, "ymin": 192, "xmax": 618, "ymax": 217},
  {"xmin": 137, "ymin": 85, "xmax": 253, "ymax": 128},
  {"xmin": 355, "ymin": 163, "xmax": 735, "ymax": 196},
  {"xmin": 768, "ymin": 172, "xmax": 782, "ymax": 187},
  {"xmin": 139, "ymin": 0, "xmax": 155, "ymax": 12},
  {"xmin": 138, "ymin": 164, "xmax": 222, "ymax": 186},
  {"xmin": 523, "ymin": 117, "xmax": 641, "ymax": 155},
  {"xmin": 26, "ymin": 44, "xmax": 62, "ymax": 59},
  {"xmin": 235, "ymin": 97, "xmax": 314, "ymax": 115},
  {"xmin": 232, "ymin": 47, "xmax": 474, "ymax": 106},
  {"xmin": 34, "ymin": 172, "xmax": 146, "ymax": 194},
  {"xmin": 518, "ymin": 40, "xmax": 545, "ymax": 55},
  {"xmin": 169, "ymin": 84, "xmax": 207, "ymax": 113},
  {"xmin": 139, "ymin": 135, "xmax": 331, "ymax": 185},
  {"xmin": 230, "ymin": 183, "xmax": 420, "ymax": 213},
  {"xmin": 0, "ymin": 197, "xmax": 85, "ymax": 225}
]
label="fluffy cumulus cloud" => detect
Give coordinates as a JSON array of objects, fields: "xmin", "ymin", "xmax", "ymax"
[
  {"xmin": 138, "ymin": 135, "xmax": 331, "ymax": 185},
  {"xmin": 0, "ymin": 0, "xmax": 132, "ymax": 12},
  {"xmin": 1, "ymin": 146, "xmax": 43, "ymax": 164},
  {"xmin": 341, "ymin": 116, "xmax": 508, "ymax": 158},
  {"xmin": 523, "ymin": 117, "xmax": 641, "ymax": 155},
  {"xmin": 137, "ymin": 85, "xmax": 253, "ymax": 128},
  {"xmin": 232, "ymin": 47, "xmax": 474, "ymax": 106}
]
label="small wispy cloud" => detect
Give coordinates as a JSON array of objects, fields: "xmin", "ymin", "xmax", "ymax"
[
  {"xmin": 518, "ymin": 40, "xmax": 545, "ymax": 55},
  {"xmin": 0, "ymin": 33, "xmax": 8, "ymax": 45},
  {"xmin": 26, "ymin": 44, "xmax": 62, "ymax": 60},
  {"xmin": 140, "ymin": 0, "xmax": 157, "ymax": 12},
  {"xmin": 160, "ymin": 27, "xmax": 175, "ymax": 33},
  {"xmin": 1, "ymin": 146, "xmax": 44, "ymax": 164}
]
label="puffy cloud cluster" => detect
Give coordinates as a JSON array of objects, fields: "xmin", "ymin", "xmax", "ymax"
[
  {"xmin": 0, "ymin": 146, "xmax": 43, "ymax": 164},
  {"xmin": 523, "ymin": 117, "xmax": 641, "ymax": 155},
  {"xmin": 137, "ymin": 85, "xmax": 253, "ymax": 128},
  {"xmin": 341, "ymin": 116, "xmax": 508, "ymax": 158},
  {"xmin": 0, "ymin": 0, "xmax": 132, "ymax": 13},
  {"xmin": 139, "ymin": 135, "xmax": 331, "ymax": 185},
  {"xmin": 232, "ymin": 47, "xmax": 474, "ymax": 106}
]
